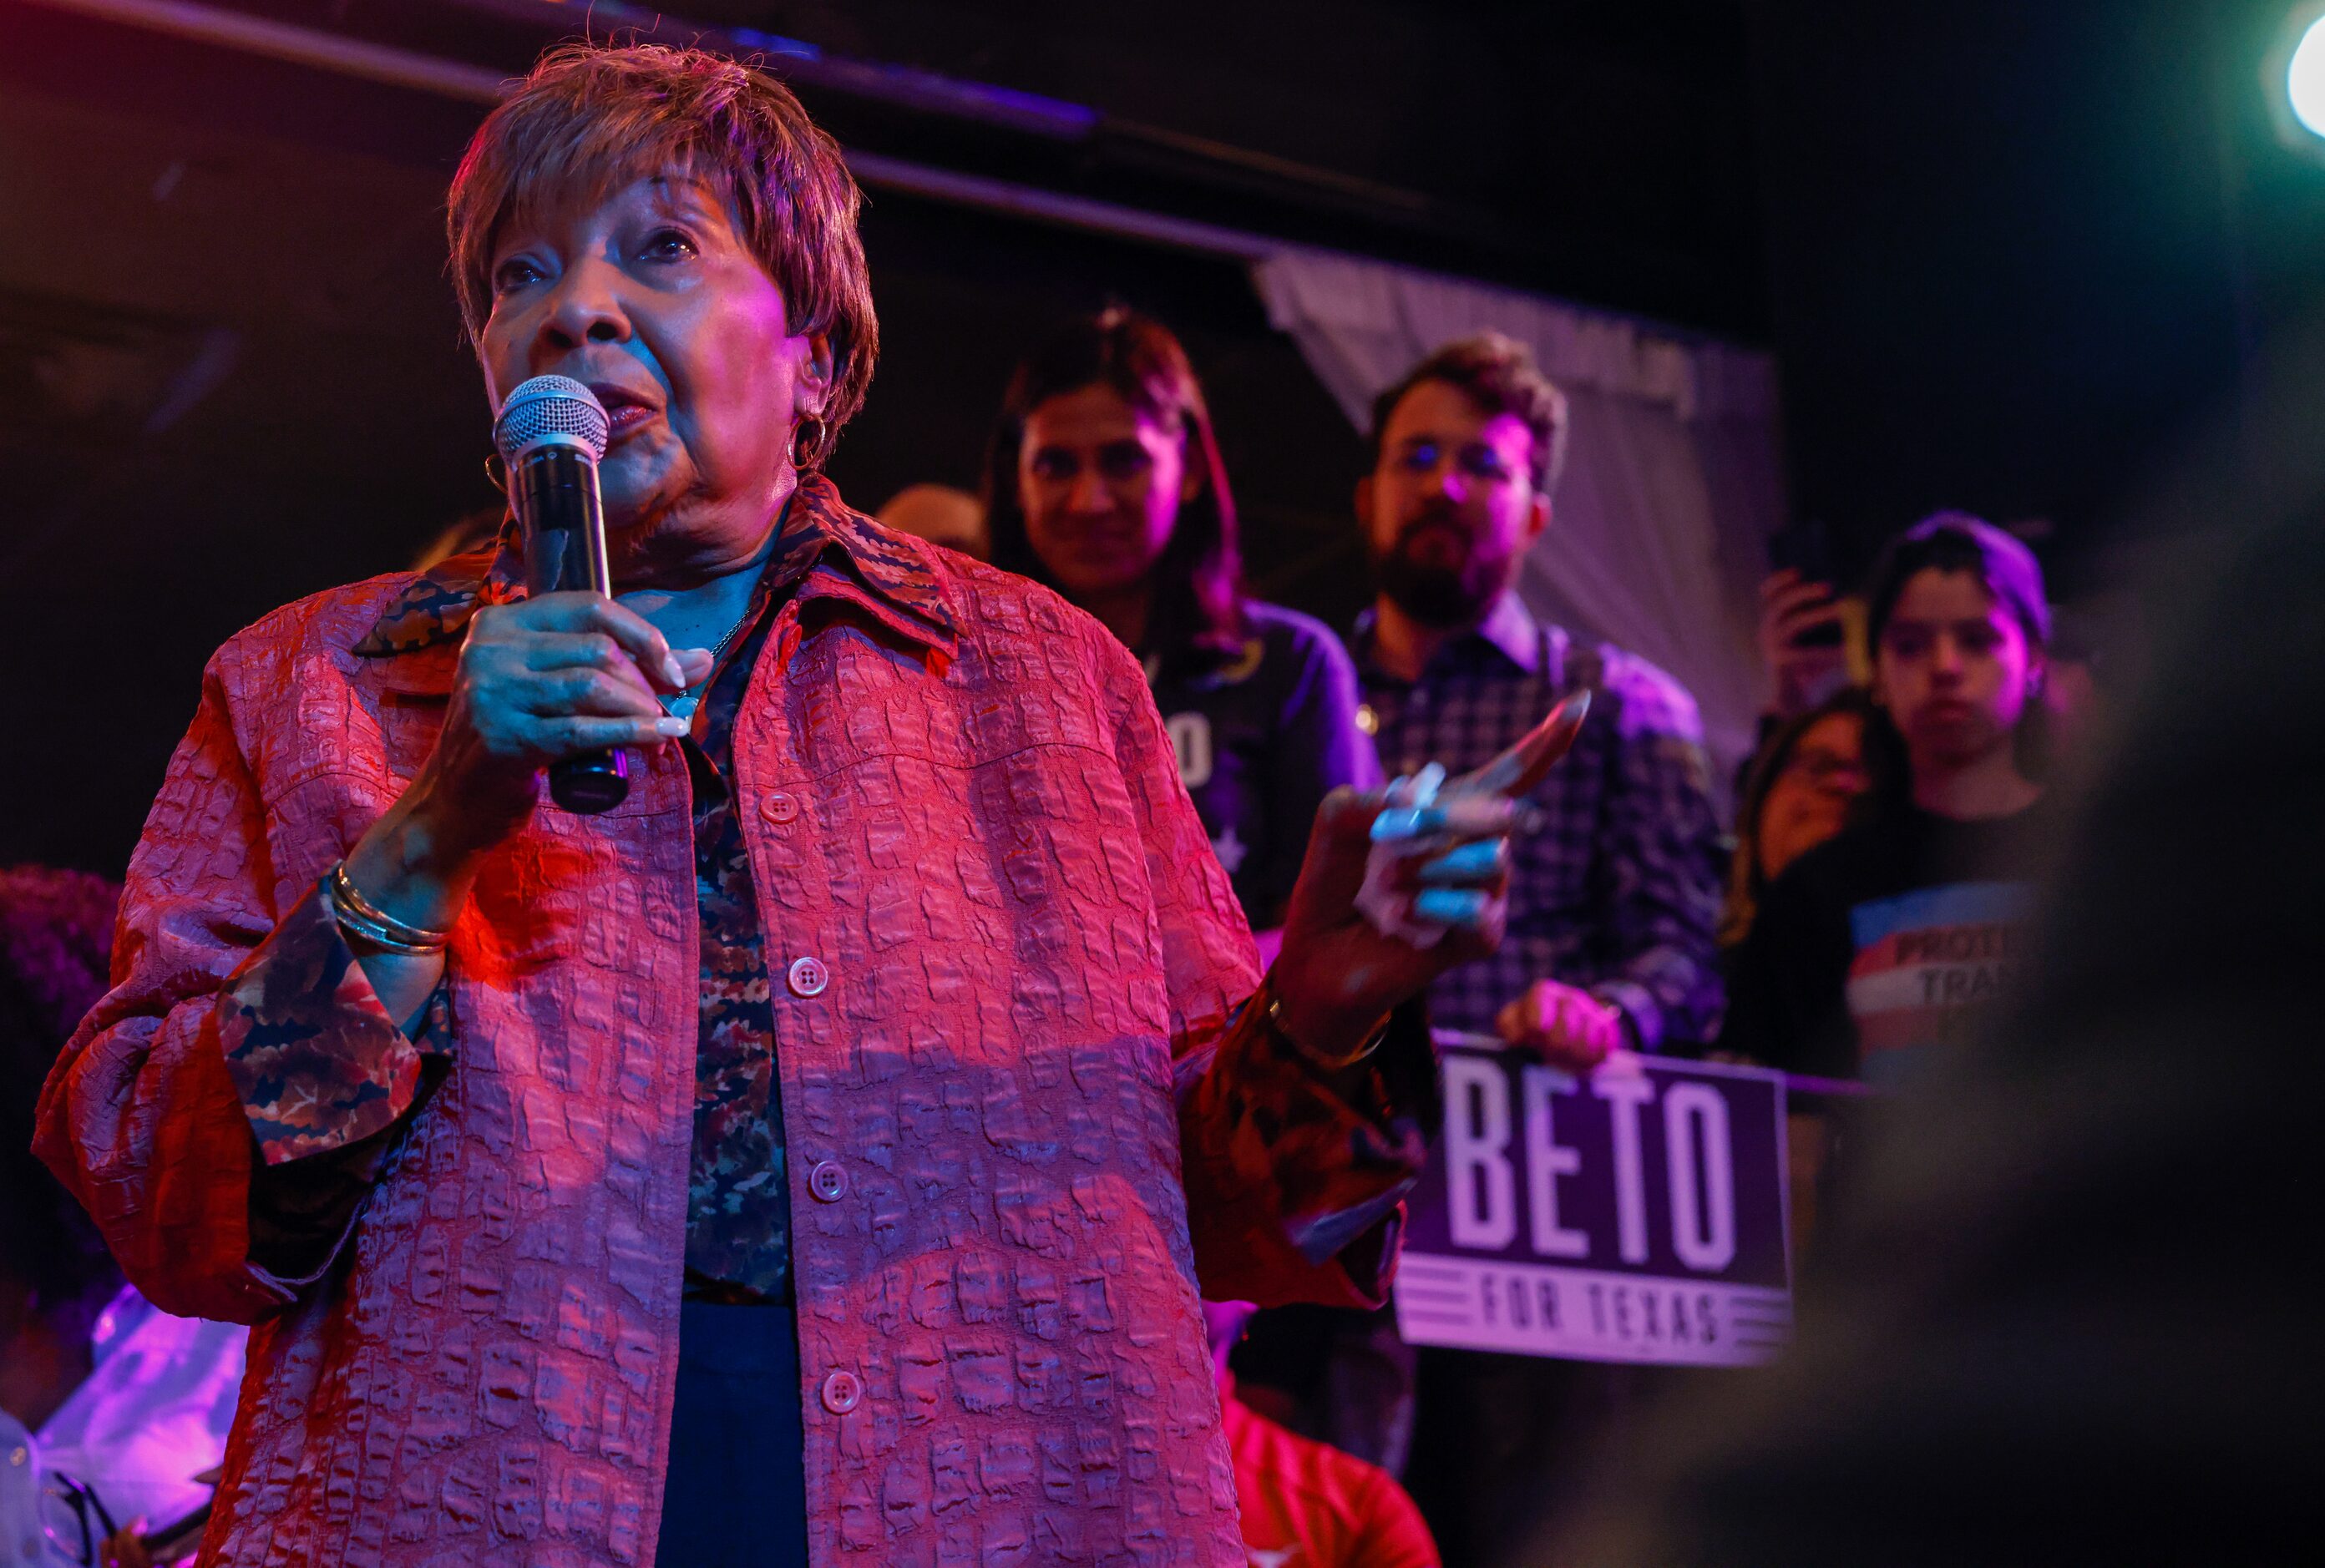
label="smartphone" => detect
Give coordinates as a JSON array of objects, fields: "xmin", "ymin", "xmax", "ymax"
[{"xmin": 1766, "ymin": 519, "xmax": 1845, "ymax": 649}]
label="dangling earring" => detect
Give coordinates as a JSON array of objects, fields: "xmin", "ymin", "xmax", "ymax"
[
  {"xmin": 484, "ymin": 453, "xmax": 508, "ymax": 494},
  {"xmin": 791, "ymin": 414, "xmax": 828, "ymax": 473}
]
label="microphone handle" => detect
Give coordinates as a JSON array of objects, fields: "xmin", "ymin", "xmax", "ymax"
[{"xmin": 516, "ymin": 444, "xmax": 631, "ymax": 814}]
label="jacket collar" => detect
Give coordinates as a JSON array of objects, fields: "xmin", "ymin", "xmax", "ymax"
[
  {"xmin": 1351, "ymin": 590, "xmax": 1550, "ymax": 682},
  {"xmin": 354, "ymin": 473, "xmax": 957, "ymax": 663}
]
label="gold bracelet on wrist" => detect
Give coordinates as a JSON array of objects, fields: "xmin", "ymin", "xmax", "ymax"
[
  {"xmin": 327, "ymin": 862, "xmax": 452, "ymax": 956},
  {"xmin": 1263, "ymin": 989, "xmax": 1390, "ymax": 1072}
]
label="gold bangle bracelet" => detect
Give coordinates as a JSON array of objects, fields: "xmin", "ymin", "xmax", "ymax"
[
  {"xmin": 1263, "ymin": 989, "xmax": 1388, "ymax": 1072},
  {"xmin": 327, "ymin": 900, "xmax": 443, "ymax": 957},
  {"xmin": 327, "ymin": 862, "xmax": 451, "ymax": 954}
]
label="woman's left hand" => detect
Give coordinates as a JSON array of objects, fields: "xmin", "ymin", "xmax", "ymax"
[{"xmin": 1268, "ymin": 694, "xmax": 1589, "ymax": 1060}]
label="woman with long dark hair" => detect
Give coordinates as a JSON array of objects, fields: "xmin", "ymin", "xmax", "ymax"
[
  {"xmin": 984, "ymin": 307, "xmax": 1380, "ymax": 932},
  {"xmin": 1718, "ymin": 687, "xmax": 1879, "ymax": 950},
  {"xmin": 1717, "ymin": 513, "xmax": 2055, "ymax": 1083}
]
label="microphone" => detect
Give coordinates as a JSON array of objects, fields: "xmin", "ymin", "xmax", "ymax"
[{"xmin": 494, "ymin": 374, "xmax": 630, "ymax": 814}]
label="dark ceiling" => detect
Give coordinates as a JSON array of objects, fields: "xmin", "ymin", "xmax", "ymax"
[{"xmin": 3, "ymin": 0, "xmax": 2322, "ymax": 874}]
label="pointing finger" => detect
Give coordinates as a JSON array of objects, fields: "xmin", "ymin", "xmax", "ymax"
[
  {"xmin": 1369, "ymin": 795, "xmax": 1524, "ymax": 844},
  {"xmin": 1414, "ymin": 838, "xmax": 1507, "ymax": 883},
  {"xmin": 1446, "ymin": 689, "xmax": 1591, "ymax": 801}
]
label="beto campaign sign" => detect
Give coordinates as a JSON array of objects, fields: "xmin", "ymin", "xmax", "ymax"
[{"xmin": 1395, "ymin": 1041, "xmax": 1792, "ymax": 1367}]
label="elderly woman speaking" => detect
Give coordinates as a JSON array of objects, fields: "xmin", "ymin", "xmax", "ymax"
[{"xmin": 37, "ymin": 44, "xmax": 1553, "ymax": 1568}]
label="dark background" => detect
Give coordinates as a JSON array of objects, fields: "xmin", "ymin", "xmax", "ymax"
[{"xmin": 5, "ymin": 0, "xmax": 2323, "ymax": 875}]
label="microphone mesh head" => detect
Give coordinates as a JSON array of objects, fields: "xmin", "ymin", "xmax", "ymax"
[{"xmin": 494, "ymin": 375, "xmax": 610, "ymax": 463}]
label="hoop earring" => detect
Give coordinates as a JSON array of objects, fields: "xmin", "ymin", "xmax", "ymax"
[
  {"xmin": 484, "ymin": 453, "xmax": 508, "ymax": 494},
  {"xmin": 791, "ymin": 414, "xmax": 828, "ymax": 473}
]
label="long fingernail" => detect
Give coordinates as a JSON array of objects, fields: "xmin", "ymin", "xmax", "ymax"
[
  {"xmin": 1413, "ymin": 888, "xmax": 1488, "ymax": 924},
  {"xmin": 662, "ymin": 654, "xmax": 686, "ymax": 686},
  {"xmin": 1418, "ymin": 840, "xmax": 1500, "ymax": 881},
  {"xmin": 1434, "ymin": 797, "xmax": 1521, "ymax": 835},
  {"xmin": 655, "ymin": 716, "xmax": 689, "ymax": 736},
  {"xmin": 1370, "ymin": 806, "xmax": 1447, "ymax": 842}
]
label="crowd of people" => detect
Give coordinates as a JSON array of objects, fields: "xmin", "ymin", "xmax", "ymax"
[
  {"xmin": 855, "ymin": 310, "xmax": 2078, "ymax": 1565},
  {"xmin": 864, "ymin": 311, "xmax": 2068, "ymax": 1565},
  {"xmin": 2, "ymin": 41, "xmax": 2100, "ymax": 1568},
  {"xmin": 3, "ymin": 314, "xmax": 2076, "ymax": 1568}
]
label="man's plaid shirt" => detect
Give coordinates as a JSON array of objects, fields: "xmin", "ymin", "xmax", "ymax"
[{"xmin": 1353, "ymin": 593, "xmax": 1725, "ymax": 1048}]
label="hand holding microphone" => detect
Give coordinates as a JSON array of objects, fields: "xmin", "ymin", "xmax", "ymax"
[
  {"xmin": 497, "ymin": 376, "xmax": 651, "ymax": 812},
  {"xmin": 418, "ymin": 376, "xmax": 709, "ymax": 837},
  {"xmin": 337, "ymin": 379, "xmax": 707, "ymax": 974},
  {"xmin": 423, "ymin": 589, "xmax": 703, "ymax": 847}
]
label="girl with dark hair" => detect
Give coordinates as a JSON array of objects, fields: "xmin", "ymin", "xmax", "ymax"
[
  {"xmin": 984, "ymin": 307, "xmax": 1380, "ymax": 930},
  {"xmin": 1718, "ymin": 687, "xmax": 1878, "ymax": 949},
  {"xmin": 1718, "ymin": 513, "xmax": 2057, "ymax": 1083}
]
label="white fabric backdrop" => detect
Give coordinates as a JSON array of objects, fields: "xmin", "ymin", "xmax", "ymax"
[{"xmin": 1250, "ymin": 248, "xmax": 1788, "ymax": 790}]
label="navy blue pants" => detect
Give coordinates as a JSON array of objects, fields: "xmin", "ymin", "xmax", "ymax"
[{"xmin": 654, "ymin": 1300, "xmax": 811, "ymax": 1566}]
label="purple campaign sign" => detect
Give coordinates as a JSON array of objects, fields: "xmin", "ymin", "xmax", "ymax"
[{"xmin": 1395, "ymin": 1041, "xmax": 1793, "ymax": 1366}]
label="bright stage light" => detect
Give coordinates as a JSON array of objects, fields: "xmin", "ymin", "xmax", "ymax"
[
  {"xmin": 2293, "ymin": 13, "xmax": 2325, "ymax": 139},
  {"xmin": 2265, "ymin": 6, "xmax": 2325, "ymax": 161}
]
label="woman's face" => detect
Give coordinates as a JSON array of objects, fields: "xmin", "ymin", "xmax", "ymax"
[
  {"xmin": 1016, "ymin": 383, "xmax": 1193, "ymax": 601},
  {"xmin": 1874, "ymin": 569, "xmax": 2042, "ymax": 771},
  {"xmin": 1755, "ymin": 711, "xmax": 1869, "ymax": 883},
  {"xmin": 480, "ymin": 171, "xmax": 830, "ymax": 571}
]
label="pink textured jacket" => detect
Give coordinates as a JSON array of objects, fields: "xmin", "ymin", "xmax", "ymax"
[{"xmin": 36, "ymin": 479, "xmax": 1430, "ymax": 1567}]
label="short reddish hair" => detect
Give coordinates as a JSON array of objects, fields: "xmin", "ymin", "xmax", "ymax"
[{"xmin": 447, "ymin": 43, "xmax": 879, "ymax": 456}]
